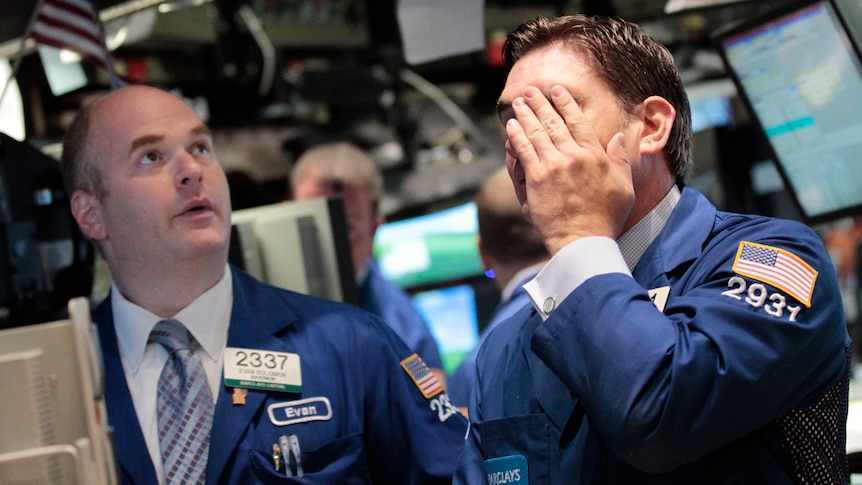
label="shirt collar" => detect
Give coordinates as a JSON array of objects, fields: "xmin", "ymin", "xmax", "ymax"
[
  {"xmin": 355, "ymin": 257, "xmax": 372, "ymax": 286},
  {"xmin": 113, "ymin": 264, "xmax": 233, "ymax": 374},
  {"xmin": 617, "ymin": 184, "xmax": 681, "ymax": 272}
]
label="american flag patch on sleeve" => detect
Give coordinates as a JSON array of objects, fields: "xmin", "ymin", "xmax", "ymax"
[
  {"xmin": 732, "ymin": 241, "xmax": 818, "ymax": 307},
  {"xmin": 400, "ymin": 354, "xmax": 444, "ymax": 399}
]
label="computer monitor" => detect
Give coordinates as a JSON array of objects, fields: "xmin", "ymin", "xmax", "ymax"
[
  {"xmin": 373, "ymin": 202, "xmax": 484, "ymax": 289},
  {"xmin": 374, "ymin": 202, "xmax": 490, "ymax": 371},
  {"xmin": 411, "ymin": 283, "xmax": 481, "ymax": 374},
  {"xmin": 0, "ymin": 297, "xmax": 117, "ymax": 485},
  {"xmin": 715, "ymin": 0, "xmax": 862, "ymax": 224},
  {"xmin": 229, "ymin": 197, "xmax": 358, "ymax": 304},
  {"xmin": 689, "ymin": 89, "xmax": 735, "ymax": 133}
]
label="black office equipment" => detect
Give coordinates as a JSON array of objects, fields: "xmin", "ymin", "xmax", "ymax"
[{"xmin": 0, "ymin": 133, "xmax": 93, "ymax": 327}]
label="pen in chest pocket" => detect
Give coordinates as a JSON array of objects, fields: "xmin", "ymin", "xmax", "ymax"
[{"xmin": 274, "ymin": 434, "xmax": 303, "ymax": 477}]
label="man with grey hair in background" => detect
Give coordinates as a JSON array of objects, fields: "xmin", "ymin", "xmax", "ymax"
[{"xmin": 291, "ymin": 141, "xmax": 446, "ymax": 383}]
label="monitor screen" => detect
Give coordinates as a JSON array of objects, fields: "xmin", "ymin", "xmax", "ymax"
[
  {"xmin": 373, "ymin": 202, "xmax": 484, "ymax": 289},
  {"xmin": 690, "ymin": 94, "xmax": 734, "ymax": 133},
  {"xmin": 715, "ymin": 0, "xmax": 862, "ymax": 224},
  {"xmin": 411, "ymin": 283, "xmax": 480, "ymax": 375},
  {"xmin": 229, "ymin": 197, "xmax": 358, "ymax": 304}
]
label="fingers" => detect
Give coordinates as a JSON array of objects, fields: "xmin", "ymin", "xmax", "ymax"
[
  {"xmin": 521, "ymin": 86, "xmax": 570, "ymax": 150},
  {"xmin": 606, "ymin": 131, "xmax": 637, "ymax": 219},
  {"xmin": 507, "ymin": 85, "xmax": 604, "ymax": 164},
  {"xmin": 606, "ymin": 131, "xmax": 634, "ymax": 191},
  {"xmin": 548, "ymin": 86, "xmax": 602, "ymax": 150},
  {"xmin": 504, "ymin": 87, "xmax": 566, "ymax": 179},
  {"xmin": 606, "ymin": 132, "xmax": 628, "ymax": 165},
  {"xmin": 505, "ymin": 116, "xmax": 535, "ymax": 167},
  {"xmin": 503, "ymin": 85, "xmax": 635, "ymax": 243}
]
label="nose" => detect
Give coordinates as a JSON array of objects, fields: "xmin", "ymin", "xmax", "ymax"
[{"xmin": 176, "ymin": 150, "xmax": 204, "ymax": 188}]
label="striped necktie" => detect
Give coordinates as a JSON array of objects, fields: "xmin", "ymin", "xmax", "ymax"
[{"xmin": 150, "ymin": 319, "xmax": 214, "ymax": 485}]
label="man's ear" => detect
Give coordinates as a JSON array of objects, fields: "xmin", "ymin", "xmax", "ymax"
[
  {"xmin": 372, "ymin": 214, "xmax": 385, "ymax": 236},
  {"xmin": 70, "ymin": 189, "xmax": 107, "ymax": 240},
  {"xmin": 477, "ymin": 235, "xmax": 493, "ymax": 272},
  {"xmin": 638, "ymin": 96, "xmax": 675, "ymax": 157}
]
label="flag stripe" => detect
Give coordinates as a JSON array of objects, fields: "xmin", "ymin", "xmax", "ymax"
[
  {"xmin": 733, "ymin": 241, "xmax": 817, "ymax": 307},
  {"xmin": 736, "ymin": 254, "xmax": 814, "ymax": 295},
  {"xmin": 32, "ymin": 0, "xmax": 107, "ymax": 64},
  {"xmin": 36, "ymin": 4, "xmax": 103, "ymax": 42},
  {"xmin": 45, "ymin": 0, "xmax": 99, "ymax": 18},
  {"xmin": 736, "ymin": 260, "xmax": 810, "ymax": 299},
  {"xmin": 40, "ymin": 0, "xmax": 102, "ymax": 31},
  {"xmin": 28, "ymin": 0, "xmax": 127, "ymax": 88},
  {"xmin": 31, "ymin": 29, "xmax": 109, "ymax": 66}
]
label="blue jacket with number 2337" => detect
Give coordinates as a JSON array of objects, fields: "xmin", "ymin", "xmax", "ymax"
[{"xmin": 96, "ymin": 267, "xmax": 468, "ymax": 484}]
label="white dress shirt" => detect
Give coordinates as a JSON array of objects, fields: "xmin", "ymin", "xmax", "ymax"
[{"xmin": 112, "ymin": 264, "xmax": 233, "ymax": 485}]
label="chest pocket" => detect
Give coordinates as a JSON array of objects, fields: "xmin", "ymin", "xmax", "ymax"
[
  {"xmin": 476, "ymin": 413, "xmax": 555, "ymax": 484},
  {"xmin": 248, "ymin": 432, "xmax": 367, "ymax": 484}
]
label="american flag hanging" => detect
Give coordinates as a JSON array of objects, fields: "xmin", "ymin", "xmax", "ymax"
[
  {"xmin": 28, "ymin": 0, "xmax": 127, "ymax": 88},
  {"xmin": 732, "ymin": 241, "xmax": 818, "ymax": 307}
]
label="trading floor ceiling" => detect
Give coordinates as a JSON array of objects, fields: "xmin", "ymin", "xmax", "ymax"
[
  {"xmin": 0, "ymin": 0, "xmax": 790, "ymax": 215},
  {"xmin": 0, "ymin": 0, "xmax": 790, "ymax": 121},
  {"xmin": 0, "ymin": 0, "xmax": 787, "ymax": 61}
]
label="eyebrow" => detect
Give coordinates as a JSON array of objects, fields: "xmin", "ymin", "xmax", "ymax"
[
  {"xmin": 128, "ymin": 134, "xmax": 163, "ymax": 156},
  {"xmin": 191, "ymin": 124, "xmax": 211, "ymax": 137},
  {"xmin": 127, "ymin": 123, "xmax": 211, "ymax": 156}
]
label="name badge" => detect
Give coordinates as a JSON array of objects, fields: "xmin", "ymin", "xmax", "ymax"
[
  {"xmin": 484, "ymin": 454, "xmax": 528, "ymax": 484},
  {"xmin": 224, "ymin": 347, "xmax": 301, "ymax": 392},
  {"xmin": 268, "ymin": 397, "xmax": 333, "ymax": 426}
]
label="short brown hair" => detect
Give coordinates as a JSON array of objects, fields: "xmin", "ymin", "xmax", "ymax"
[
  {"xmin": 476, "ymin": 167, "xmax": 547, "ymax": 264},
  {"xmin": 503, "ymin": 15, "xmax": 693, "ymax": 181},
  {"xmin": 60, "ymin": 97, "xmax": 107, "ymax": 199}
]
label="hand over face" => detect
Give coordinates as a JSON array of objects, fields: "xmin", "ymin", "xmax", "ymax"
[{"xmin": 505, "ymin": 85, "xmax": 635, "ymax": 255}]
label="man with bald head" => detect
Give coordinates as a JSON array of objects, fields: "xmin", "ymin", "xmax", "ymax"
[{"xmin": 61, "ymin": 85, "xmax": 467, "ymax": 485}]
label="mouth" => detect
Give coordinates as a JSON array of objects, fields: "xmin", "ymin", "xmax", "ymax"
[{"xmin": 180, "ymin": 197, "xmax": 214, "ymax": 216}]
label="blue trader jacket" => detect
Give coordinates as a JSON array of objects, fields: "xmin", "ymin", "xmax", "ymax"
[
  {"xmin": 96, "ymin": 266, "xmax": 467, "ymax": 484},
  {"xmin": 359, "ymin": 258, "xmax": 444, "ymax": 371},
  {"xmin": 455, "ymin": 186, "xmax": 851, "ymax": 484},
  {"xmin": 448, "ymin": 274, "xmax": 537, "ymax": 408}
]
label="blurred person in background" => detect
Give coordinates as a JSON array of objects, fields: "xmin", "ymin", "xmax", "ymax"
[
  {"xmin": 291, "ymin": 141, "xmax": 446, "ymax": 383},
  {"xmin": 447, "ymin": 166, "xmax": 549, "ymax": 412}
]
